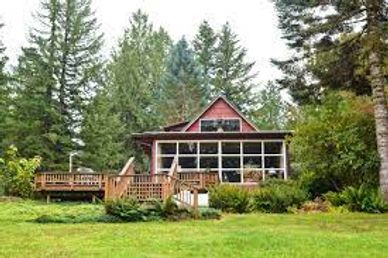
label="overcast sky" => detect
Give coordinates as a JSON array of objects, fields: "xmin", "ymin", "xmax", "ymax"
[{"xmin": 0, "ymin": 0, "xmax": 291, "ymax": 84}]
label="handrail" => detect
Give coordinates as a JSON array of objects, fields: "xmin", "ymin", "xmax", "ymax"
[
  {"xmin": 35, "ymin": 172, "xmax": 107, "ymax": 191},
  {"xmin": 105, "ymin": 157, "xmax": 135, "ymax": 199}
]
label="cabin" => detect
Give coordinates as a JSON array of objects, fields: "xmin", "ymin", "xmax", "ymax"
[
  {"xmin": 35, "ymin": 96, "xmax": 292, "ymax": 206},
  {"xmin": 133, "ymin": 96, "xmax": 291, "ymax": 185}
]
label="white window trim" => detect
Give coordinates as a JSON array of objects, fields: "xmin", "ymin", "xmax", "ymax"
[{"xmin": 155, "ymin": 139, "xmax": 288, "ymax": 183}]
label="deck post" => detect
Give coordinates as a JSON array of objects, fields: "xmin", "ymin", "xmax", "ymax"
[
  {"xmin": 92, "ymin": 195, "xmax": 96, "ymax": 203},
  {"xmin": 46, "ymin": 194, "xmax": 50, "ymax": 204},
  {"xmin": 193, "ymin": 188, "xmax": 199, "ymax": 219}
]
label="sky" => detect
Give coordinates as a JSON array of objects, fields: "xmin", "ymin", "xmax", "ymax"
[{"xmin": 0, "ymin": 0, "xmax": 291, "ymax": 85}]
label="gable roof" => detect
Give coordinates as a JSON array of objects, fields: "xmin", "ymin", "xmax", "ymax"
[{"xmin": 182, "ymin": 96, "xmax": 259, "ymax": 132}]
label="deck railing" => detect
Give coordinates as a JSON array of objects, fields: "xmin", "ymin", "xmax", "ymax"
[
  {"xmin": 178, "ymin": 171, "xmax": 219, "ymax": 189},
  {"xmin": 35, "ymin": 172, "xmax": 107, "ymax": 191}
]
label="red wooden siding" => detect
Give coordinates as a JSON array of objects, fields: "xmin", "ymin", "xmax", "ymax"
[{"xmin": 185, "ymin": 98, "xmax": 257, "ymax": 132}]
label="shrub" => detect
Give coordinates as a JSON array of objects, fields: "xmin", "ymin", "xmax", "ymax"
[
  {"xmin": 252, "ymin": 181, "xmax": 309, "ymax": 213},
  {"xmin": 104, "ymin": 198, "xmax": 157, "ymax": 222},
  {"xmin": 299, "ymin": 198, "xmax": 330, "ymax": 213},
  {"xmin": 290, "ymin": 92, "xmax": 379, "ymax": 196},
  {"xmin": 104, "ymin": 197, "xmax": 200, "ymax": 222},
  {"xmin": 325, "ymin": 185, "xmax": 385, "ymax": 213},
  {"xmin": 199, "ymin": 207, "xmax": 221, "ymax": 220},
  {"xmin": 0, "ymin": 146, "xmax": 41, "ymax": 198},
  {"xmin": 35, "ymin": 214, "xmax": 121, "ymax": 223},
  {"xmin": 208, "ymin": 185, "xmax": 251, "ymax": 213}
]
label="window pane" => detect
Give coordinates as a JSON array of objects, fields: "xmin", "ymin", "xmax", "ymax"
[
  {"xmin": 201, "ymin": 119, "xmax": 241, "ymax": 132},
  {"xmin": 222, "ymin": 119, "xmax": 240, "ymax": 131},
  {"xmin": 265, "ymin": 169, "xmax": 284, "ymax": 179},
  {"xmin": 179, "ymin": 157, "xmax": 197, "ymax": 169},
  {"xmin": 200, "ymin": 142, "xmax": 218, "ymax": 154},
  {"xmin": 243, "ymin": 142, "xmax": 262, "ymax": 154},
  {"xmin": 222, "ymin": 170, "xmax": 241, "ymax": 183},
  {"xmin": 222, "ymin": 142, "xmax": 240, "ymax": 154},
  {"xmin": 264, "ymin": 156, "xmax": 283, "ymax": 168},
  {"xmin": 222, "ymin": 156, "xmax": 240, "ymax": 168},
  {"xmin": 159, "ymin": 157, "xmax": 173, "ymax": 169},
  {"xmin": 264, "ymin": 142, "xmax": 283, "ymax": 154},
  {"xmin": 179, "ymin": 142, "xmax": 197, "ymax": 154},
  {"xmin": 200, "ymin": 120, "xmax": 218, "ymax": 132},
  {"xmin": 243, "ymin": 156, "xmax": 262, "ymax": 168},
  {"xmin": 243, "ymin": 169, "xmax": 263, "ymax": 183},
  {"xmin": 159, "ymin": 143, "xmax": 176, "ymax": 155},
  {"xmin": 200, "ymin": 157, "xmax": 218, "ymax": 169}
]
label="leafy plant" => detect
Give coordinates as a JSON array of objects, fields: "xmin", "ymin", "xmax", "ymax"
[
  {"xmin": 290, "ymin": 92, "xmax": 379, "ymax": 196},
  {"xmin": 208, "ymin": 184, "xmax": 251, "ymax": 213},
  {"xmin": 199, "ymin": 207, "xmax": 221, "ymax": 220},
  {"xmin": 0, "ymin": 146, "xmax": 41, "ymax": 198},
  {"xmin": 252, "ymin": 181, "xmax": 309, "ymax": 213},
  {"xmin": 325, "ymin": 185, "xmax": 385, "ymax": 213}
]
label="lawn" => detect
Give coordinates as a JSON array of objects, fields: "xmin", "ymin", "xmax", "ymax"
[{"xmin": 0, "ymin": 200, "xmax": 387, "ymax": 258}]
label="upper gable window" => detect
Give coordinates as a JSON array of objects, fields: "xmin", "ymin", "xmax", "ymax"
[{"xmin": 200, "ymin": 119, "xmax": 241, "ymax": 132}]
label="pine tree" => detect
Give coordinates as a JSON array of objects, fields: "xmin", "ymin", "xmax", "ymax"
[
  {"xmin": 193, "ymin": 20, "xmax": 217, "ymax": 93},
  {"xmin": 160, "ymin": 37, "xmax": 207, "ymax": 123},
  {"xmin": 107, "ymin": 10, "xmax": 171, "ymax": 166},
  {"xmin": 80, "ymin": 89, "xmax": 125, "ymax": 171},
  {"xmin": 250, "ymin": 82, "xmax": 288, "ymax": 130},
  {"xmin": 213, "ymin": 22, "xmax": 257, "ymax": 112},
  {"xmin": 0, "ymin": 23, "xmax": 10, "ymax": 153},
  {"xmin": 273, "ymin": 0, "xmax": 388, "ymax": 200},
  {"xmin": 9, "ymin": 0, "xmax": 104, "ymax": 170}
]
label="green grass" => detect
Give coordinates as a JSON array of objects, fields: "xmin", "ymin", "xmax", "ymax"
[{"xmin": 0, "ymin": 200, "xmax": 387, "ymax": 258}]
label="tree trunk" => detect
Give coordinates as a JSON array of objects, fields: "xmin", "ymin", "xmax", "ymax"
[{"xmin": 367, "ymin": 0, "xmax": 388, "ymax": 201}]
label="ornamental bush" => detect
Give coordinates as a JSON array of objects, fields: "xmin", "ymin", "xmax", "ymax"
[
  {"xmin": 208, "ymin": 184, "xmax": 251, "ymax": 213},
  {"xmin": 290, "ymin": 92, "xmax": 379, "ymax": 196},
  {"xmin": 251, "ymin": 180, "xmax": 309, "ymax": 213},
  {"xmin": 325, "ymin": 185, "xmax": 385, "ymax": 213},
  {"xmin": 0, "ymin": 146, "xmax": 41, "ymax": 198}
]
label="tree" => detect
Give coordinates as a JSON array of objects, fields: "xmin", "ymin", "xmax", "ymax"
[
  {"xmin": 0, "ymin": 146, "xmax": 41, "ymax": 198},
  {"xmin": 250, "ymin": 82, "xmax": 288, "ymax": 130},
  {"xmin": 80, "ymin": 89, "xmax": 125, "ymax": 171},
  {"xmin": 290, "ymin": 92, "xmax": 379, "ymax": 196},
  {"xmin": 0, "ymin": 23, "xmax": 10, "ymax": 153},
  {"xmin": 213, "ymin": 22, "xmax": 257, "ymax": 112},
  {"xmin": 107, "ymin": 10, "xmax": 171, "ymax": 166},
  {"xmin": 273, "ymin": 0, "xmax": 388, "ymax": 200},
  {"xmin": 160, "ymin": 37, "xmax": 207, "ymax": 123},
  {"xmin": 193, "ymin": 20, "xmax": 217, "ymax": 92},
  {"xmin": 8, "ymin": 0, "xmax": 104, "ymax": 170}
]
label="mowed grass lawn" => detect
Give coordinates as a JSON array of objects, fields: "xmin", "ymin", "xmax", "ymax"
[{"xmin": 0, "ymin": 201, "xmax": 387, "ymax": 258}]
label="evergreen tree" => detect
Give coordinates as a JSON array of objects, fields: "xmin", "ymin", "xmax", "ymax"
[
  {"xmin": 213, "ymin": 22, "xmax": 257, "ymax": 112},
  {"xmin": 193, "ymin": 20, "xmax": 217, "ymax": 93},
  {"xmin": 0, "ymin": 23, "xmax": 10, "ymax": 153},
  {"xmin": 160, "ymin": 37, "xmax": 207, "ymax": 123},
  {"xmin": 9, "ymin": 0, "xmax": 104, "ymax": 170},
  {"xmin": 250, "ymin": 82, "xmax": 288, "ymax": 130},
  {"xmin": 107, "ymin": 10, "xmax": 171, "ymax": 166},
  {"xmin": 80, "ymin": 89, "xmax": 125, "ymax": 171},
  {"xmin": 273, "ymin": 0, "xmax": 388, "ymax": 199}
]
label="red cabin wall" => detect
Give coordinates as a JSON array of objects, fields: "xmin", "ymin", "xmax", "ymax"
[{"xmin": 185, "ymin": 99, "xmax": 256, "ymax": 132}]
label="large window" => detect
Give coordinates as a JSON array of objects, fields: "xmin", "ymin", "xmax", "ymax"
[
  {"xmin": 200, "ymin": 119, "xmax": 241, "ymax": 132},
  {"xmin": 156, "ymin": 140, "xmax": 286, "ymax": 183}
]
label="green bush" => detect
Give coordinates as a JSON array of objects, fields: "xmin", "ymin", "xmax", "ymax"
[
  {"xmin": 208, "ymin": 185, "xmax": 251, "ymax": 213},
  {"xmin": 325, "ymin": 185, "xmax": 385, "ymax": 213},
  {"xmin": 0, "ymin": 146, "xmax": 41, "ymax": 198},
  {"xmin": 199, "ymin": 207, "xmax": 221, "ymax": 220},
  {"xmin": 104, "ymin": 197, "xmax": 198, "ymax": 222},
  {"xmin": 290, "ymin": 92, "xmax": 379, "ymax": 196},
  {"xmin": 35, "ymin": 214, "xmax": 121, "ymax": 223},
  {"xmin": 252, "ymin": 181, "xmax": 309, "ymax": 213}
]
